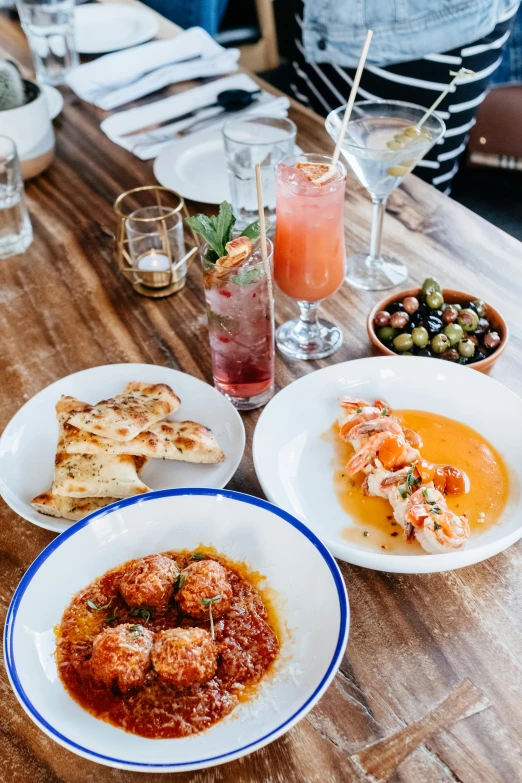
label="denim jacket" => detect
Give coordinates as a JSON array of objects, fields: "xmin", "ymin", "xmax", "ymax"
[{"xmin": 302, "ymin": 0, "xmax": 519, "ymax": 66}]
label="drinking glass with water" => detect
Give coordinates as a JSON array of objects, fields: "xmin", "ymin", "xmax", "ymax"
[
  {"xmin": 16, "ymin": 0, "xmax": 78, "ymax": 86},
  {"xmin": 222, "ymin": 117, "xmax": 296, "ymax": 230},
  {"xmin": 0, "ymin": 136, "xmax": 33, "ymax": 259}
]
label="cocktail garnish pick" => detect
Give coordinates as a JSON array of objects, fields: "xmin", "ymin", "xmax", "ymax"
[
  {"xmin": 332, "ymin": 29, "xmax": 373, "ymax": 167},
  {"xmin": 416, "ymin": 68, "xmax": 475, "ymax": 129},
  {"xmin": 255, "ymin": 163, "xmax": 268, "ymax": 263}
]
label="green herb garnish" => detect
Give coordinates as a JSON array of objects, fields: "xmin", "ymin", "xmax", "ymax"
[
  {"xmin": 433, "ymin": 522, "xmax": 442, "ymax": 531},
  {"xmin": 422, "ymin": 487, "xmax": 429, "ymax": 501},
  {"xmin": 185, "ymin": 202, "xmax": 261, "ymax": 264},
  {"xmin": 130, "ymin": 607, "xmax": 151, "ymax": 622},
  {"xmin": 190, "ymin": 553, "xmax": 205, "ymax": 561},
  {"xmin": 87, "ymin": 599, "xmax": 111, "ymax": 611},
  {"xmin": 105, "ymin": 609, "xmax": 119, "ymax": 624},
  {"xmin": 201, "ymin": 595, "xmax": 222, "ymax": 641},
  {"xmin": 398, "ymin": 485, "xmax": 408, "ymax": 500},
  {"xmin": 405, "ymin": 463, "xmax": 418, "ymax": 495},
  {"xmin": 363, "ymin": 531, "xmax": 369, "ymax": 537},
  {"xmin": 355, "ymin": 407, "xmax": 363, "ymax": 414},
  {"xmin": 176, "ymin": 573, "xmax": 186, "ymax": 591},
  {"xmin": 381, "ymin": 408, "xmax": 389, "ymax": 416},
  {"xmin": 128, "ymin": 624, "xmax": 143, "ymax": 638},
  {"xmin": 229, "ymin": 267, "xmax": 265, "ymax": 286},
  {"xmin": 431, "ymin": 506, "xmax": 442, "ymax": 515}
]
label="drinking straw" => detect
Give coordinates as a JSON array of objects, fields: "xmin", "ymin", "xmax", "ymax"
[
  {"xmin": 255, "ymin": 163, "xmax": 274, "ymax": 304},
  {"xmin": 332, "ymin": 29, "xmax": 373, "ymax": 167}
]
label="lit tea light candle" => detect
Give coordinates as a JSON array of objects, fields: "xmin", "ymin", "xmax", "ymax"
[{"xmin": 137, "ymin": 248, "xmax": 171, "ymax": 271}]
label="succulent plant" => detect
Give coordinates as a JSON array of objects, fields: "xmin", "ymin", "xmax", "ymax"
[{"xmin": 0, "ymin": 60, "xmax": 26, "ymax": 111}]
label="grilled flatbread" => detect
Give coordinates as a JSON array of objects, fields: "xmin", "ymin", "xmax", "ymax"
[
  {"xmin": 64, "ymin": 419, "xmax": 225, "ymax": 464},
  {"xmin": 67, "ymin": 382, "xmax": 180, "ymax": 442},
  {"xmin": 52, "ymin": 396, "xmax": 150, "ymax": 499},
  {"xmin": 31, "ymin": 491, "xmax": 118, "ymax": 522}
]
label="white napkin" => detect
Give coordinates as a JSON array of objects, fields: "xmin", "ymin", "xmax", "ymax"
[
  {"xmin": 67, "ymin": 27, "xmax": 239, "ymax": 110},
  {"xmin": 101, "ymin": 73, "xmax": 291, "ymax": 160}
]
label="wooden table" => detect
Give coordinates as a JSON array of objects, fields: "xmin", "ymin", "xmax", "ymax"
[{"xmin": 2, "ymin": 8, "xmax": 522, "ymax": 783}]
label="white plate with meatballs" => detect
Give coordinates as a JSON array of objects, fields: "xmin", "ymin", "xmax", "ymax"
[{"xmin": 4, "ymin": 488, "xmax": 349, "ymax": 773}]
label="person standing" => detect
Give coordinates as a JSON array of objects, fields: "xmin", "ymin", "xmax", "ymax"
[{"xmin": 290, "ymin": 0, "xmax": 519, "ymax": 192}]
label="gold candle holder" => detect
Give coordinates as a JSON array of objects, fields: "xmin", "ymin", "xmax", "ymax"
[{"xmin": 113, "ymin": 185, "xmax": 200, "ymax": 298}]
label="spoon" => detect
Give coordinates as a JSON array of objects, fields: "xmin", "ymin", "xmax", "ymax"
[{"xmin": 123, "ymin": 89, "xmax": 261, "ymax": 138}]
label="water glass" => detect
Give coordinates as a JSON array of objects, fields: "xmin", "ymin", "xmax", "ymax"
[
  {"xmin": 0, "ymin": 136, "xmax": 33, "ymax": 259},
  {"xmin": 201, "ymin": 238, "xmax": 275, "ymax": 410},
  {"xmin": 222, "ymin": 117, "xmax": 296, "ymax": 230},
  {"xmin": 16, "ymin": 0, "xmax": 78, "ymax": 86}
]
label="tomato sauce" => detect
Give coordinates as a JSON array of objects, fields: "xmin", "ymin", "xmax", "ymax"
[{"xmin": 55, "ymin": 551, "xmax": 280, "ymax": 738}]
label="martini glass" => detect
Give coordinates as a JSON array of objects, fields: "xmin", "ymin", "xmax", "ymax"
[{"xmin": 326, "ymin": 100, "xmax": 445, "ymax": 290}]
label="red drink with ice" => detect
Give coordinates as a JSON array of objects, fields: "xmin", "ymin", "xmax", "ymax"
[{"xmin": 202, "ymin": 238, "xmax": 274, "ymax": 409}]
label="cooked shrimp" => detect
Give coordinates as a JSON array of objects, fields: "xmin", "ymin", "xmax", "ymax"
[
  {"xmin": 402, "ymin": 427, "xmax": 423, "ymax": 449},
  {"xmin": 346, "ymin": 433, "xmax": 420, "ymax": 476},
  {"xmin": 337, "ymin": 396, "xmax": 372, "ymax": 412},
  {"xmin": 339, "ymin": 408, "xmax": 383, "ymax": 439},
  {"xmin": 348, "ymin": 417, "xmax": 403, "ymax": 441},
  {"xmin": 415, "ymin": 510, "xmax": 470, "ymax": 553}
]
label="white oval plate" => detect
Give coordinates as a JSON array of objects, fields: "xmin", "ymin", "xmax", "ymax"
[
  {"xmin": 0, "ymin": 364, "xmax": 245, "ymax": 533},
  {"xmin": 154, "ymin": 128, "xmax": 302, "ymax": 205},
  {"xmin": 4, "ymin": 488, "xmax": 349, "ymax": 772},
  {"xmin": 75, "ymin": 4, "xmax": 158, "ymax": 54},
  {"xmin": 253, "ymin": 356, "xmax": 522, "ymax": 574}
]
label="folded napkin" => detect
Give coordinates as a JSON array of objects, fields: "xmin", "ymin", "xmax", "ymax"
[
  {"xmin": 101, "ymin": 73, "xmax": 291, "ymax": 160},
  {"xmin": 67, "ymin": 26, "xmax": 239, "ymax": 110}
]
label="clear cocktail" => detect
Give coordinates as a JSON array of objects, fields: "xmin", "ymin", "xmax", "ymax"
[{"xmin": 274, "ymin": 153, "xmax": 346, "ymax": 360}]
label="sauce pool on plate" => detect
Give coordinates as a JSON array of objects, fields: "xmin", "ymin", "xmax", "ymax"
[{"xmin": 332, "ymin": 410, "xmax": 510, "ymax": 554}]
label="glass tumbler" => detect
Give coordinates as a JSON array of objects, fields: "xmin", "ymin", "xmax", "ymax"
[
  {"xmin": 125, "ymin": 206, "xmax": 186, "ymax": 290},
  {"xmin": 201, "ymin": 237, "xmax": 275, "ymax": 410},
  {"xmin": 0, "ymin": 136, "xmax": 33, "ymax": 259},
  {"xmin": 223, "ymin": 117, "xmax": 296, "ymax": 230},
  {"xmin": 16, "ymin": 0, "xmax": 78, "ymax": 86}
]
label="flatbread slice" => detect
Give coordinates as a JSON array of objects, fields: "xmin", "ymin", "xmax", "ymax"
[
  {"xmin": 31, "ymin": 491, "xmax": 118, "ymax": 522},
  {"xmin": 63, "ymin": 419, "xmax": 225, "ymax": 464},
  {"xmin": 52, "ymin": 396, "xmax": 150, "ymax": 499},
  {"xmin": 67, "ymin": 382, "xmax": 180, "ymax": 442}
]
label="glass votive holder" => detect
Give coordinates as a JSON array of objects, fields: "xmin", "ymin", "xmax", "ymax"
[{"xmin": 113, "ymin": 185, "xmax": 199, "ymax": 298}]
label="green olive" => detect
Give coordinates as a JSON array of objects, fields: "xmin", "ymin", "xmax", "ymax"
[
  {"xmin": 426, "ymin": 291, "xmax": 444, "ymax": 309},
  {"xmin": 386, "ymin": 140, "xmax": 405, "ymax": 150},
  {"xmin": 377, "ymin": 326, "xmax": 398, "ymax": 342},
  {"xmin": 471, "ymin": 299, "xmax": 486, "ymax": 317},
  {"xmin": 403, "ymin": 125, "xmax": 422, "ymax": 137},
  {"xmin": 453, "ymin": 303, "xmax": 462, "ymax": 312},
  {"xmin": 458, "ymin": 338, "xmax": 476, "ymax": 358},
  {"xmin": 386, "ymin": 165, "xmax": 409, "ymax": 177},
  {"xmin": 458, "ymin": 308, "xmax": 479, "ymax": 332},
  {"xmin": 431, "ymin": 333, "xmax": 450, "ymax": 354},
  {"xmin": 443, "ymin": 322, "xmax": 464, "ymax": 346},
  {"xmin": 412, "ymin": 326, "xmax": 429, "ymax": 347},
  {"xmin": 401, "ymin": 351, "xmax": 414, "ymax": 356},
  {"xmin": 421, "ymin": 277, "xmax": 442, "ymax": 297},
  {"xmin": 393, "ymin": 333, "xmax": 414, "ymax": 352}
]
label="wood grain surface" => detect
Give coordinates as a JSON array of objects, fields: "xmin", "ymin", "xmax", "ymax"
[{"xmin": 1, "ymin": 7, "xmax": 522, "ymax": 783}]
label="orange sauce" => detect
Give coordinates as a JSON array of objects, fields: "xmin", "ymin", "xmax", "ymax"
[{"xmin": 332, "ymin": 410, "xmax": 510, "ymax": 553}]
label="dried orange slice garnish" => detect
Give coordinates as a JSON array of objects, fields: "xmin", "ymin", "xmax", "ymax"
[
  {"xmin": 216, "ymin": 236, "xmax": 252, "ymax": 268},
  {"xmin": 296, "ymin": 161, "xmax": 338, "ymax": 186}
]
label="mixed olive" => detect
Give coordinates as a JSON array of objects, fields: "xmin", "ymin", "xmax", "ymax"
[{"xmin": 372, "ymin": 277, "xmax": 502, "ymax": 365}]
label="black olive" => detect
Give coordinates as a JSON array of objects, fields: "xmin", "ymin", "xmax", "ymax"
[
  {"xmin": 415, "ymin": 347, "xmax": 432, "ymax": 357},
  {"xmin": 431, "ymin": 309, "xmax": 443, "ymax": 320},
  {"xmin": 387, "ymin": 302, "xmax": 405, "ymax": 314},
  {"xmin": 472, "ymin": 350, "xmax": 487, "ymax": 363},
  {"xmin": 421, "ymin": 315, "xmax": 443, "ymax": 335},
  {"xmin": 457, "ymin": 357, "xmax": 469, "ymax": 365},
  {"xmin": 409, "ymin": 311, "xmax": 422, "ymax": 327},
  {"xmin": 400, "ymin": 321, "xmax": 415, "ymax": 334},
  {"xmin": 474, "ymin": 317, "xmax": 490, "ymax": 335},
  {"xmin": 418, "ymin": 302, "xmax": 430, "ymax": 318}
]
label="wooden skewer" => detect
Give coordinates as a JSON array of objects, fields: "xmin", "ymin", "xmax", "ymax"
[
  {"xmin": 332, "ymin": 29, "xmax": 373, "ymax": 167},
  {"xmin": 255, "ymin": 163, "xmax": 268, "ymax": 262}
]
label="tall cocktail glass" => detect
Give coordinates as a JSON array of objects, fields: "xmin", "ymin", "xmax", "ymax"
[
  {"xmin": 202, "ymin": 238, "xmax": 274, "ymax": 410},
  {"xmin": 326, "ymin": 100, "xmax": 445, "ymax": 291},
  {"xmin": 274, "ymin": 153, "xmax": 346, "ymax": 360}
]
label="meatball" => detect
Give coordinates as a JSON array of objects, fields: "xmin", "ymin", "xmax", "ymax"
[
  {"xmin": 177, "ymin": 559, "xmax": 233, "ymax": 619},
  {"xmin": 90, "ymin": 623, "xmax": 153, "ymax": 691},
  {"xmin": 119, "ymin": 554, "xmax": 178, "ymax": 608},
  {"xmin": 152, "ymin": 627, "xmax": 217, "ymax": 688}
]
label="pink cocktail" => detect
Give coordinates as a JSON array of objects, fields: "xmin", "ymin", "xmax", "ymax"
[
  {"xmin": 202, "ymin": 239, "xmax": 274, "ymax": 410},
  {"xmin": 274, "ymin": 153, "xmax": 346, "ymax": 360}
]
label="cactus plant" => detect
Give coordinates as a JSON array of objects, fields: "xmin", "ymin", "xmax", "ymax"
[{"xmin": 0, "ymin": 60, "xmax": 26, "ymax": 111}]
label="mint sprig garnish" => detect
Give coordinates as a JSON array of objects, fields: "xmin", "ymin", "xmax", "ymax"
[{"xmin": 185, "ymin": 201, "xmax": 261, "ymax": 264}]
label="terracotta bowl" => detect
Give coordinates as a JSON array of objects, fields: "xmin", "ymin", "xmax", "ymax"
[{"xmin": 367, "ymin": 288, "xmax": 508, "ymax": 374}]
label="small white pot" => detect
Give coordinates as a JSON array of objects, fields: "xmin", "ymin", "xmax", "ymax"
[{"xmin": 0, "ymin": 80, "xmax": 55, "ymax": 179}]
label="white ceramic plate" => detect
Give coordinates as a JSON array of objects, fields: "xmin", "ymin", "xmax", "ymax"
[
  {"xmin": 75, "ymin": 4, "xmax": 158, "ymax": 54},
  {"xmin": 43, "ymin": 85, "xmax": 63, "ymax": 120},
  {"xmin": 4, "ymin": 489, "xmax": 349, "ymax": 772},
  {"xmin": 253, "ymin": 356, "xmax": 522, "ymax": 574},
  {"xmin": 154, "ymin": 128, "xmax": 302, "ymax": 204},
  {"xmin": 0, "ymin": 364, "xmax": 245, "ymax": 533}
]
